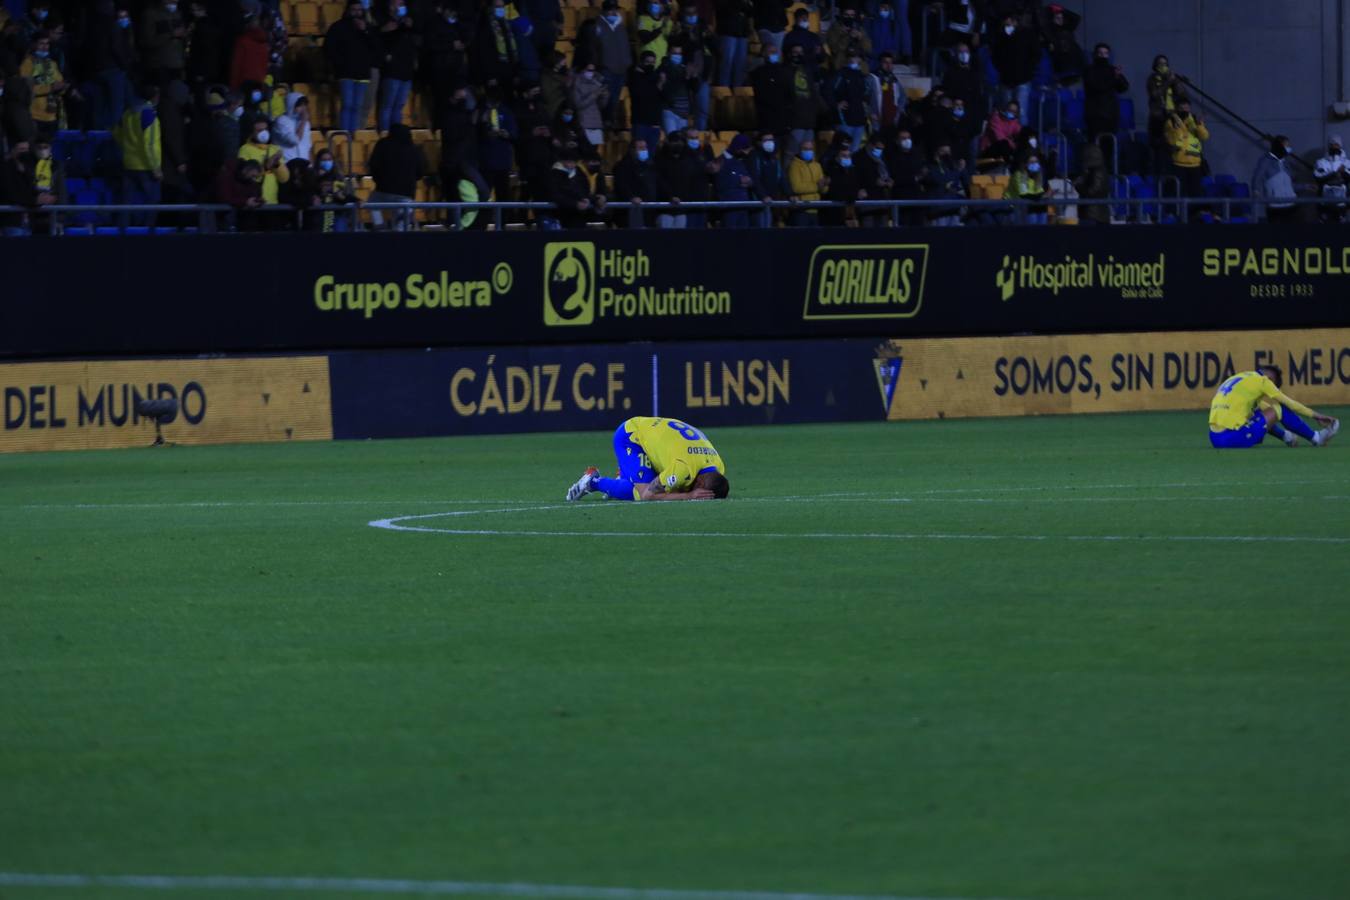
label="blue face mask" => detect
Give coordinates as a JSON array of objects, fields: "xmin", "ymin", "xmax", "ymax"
[
  {"xmin": 796, "ymin": 19, "xmax": 809, "ymax": 28},
  {"xmin": 880, "ymin": 9, "xmax": 891, "ymax": 17},
  {"xmin": 636, "ymin": 149, "xmax": 649, "ymax": 161},
  {"xmin": 669, "ymin": 53, "xmax": 683, "ymax": 65},
  {"xmin": 1027, "ymin": 162, "xmax": 1041, "ymax": 174},
  {"xmin": 251, "ymin": 90, "xmax": 263, "ymax": 103},
  {"xmin": 605, "ymin": 13, "xmax": 620, "ymax": 24},
  {"xmin": 1003, "ymin": 110, "xmax": 1016, "ymax": 120},
  {"xmin": 494, "ymin": 7, "xmax": 506, "ymax": 17},
  {"xmin": 396, "ymin": 5, "xmax": 407, "ymax": 16},
  {"xmin": 34, "ymin": 49, "xmax": 50, "ymax": 59},
  {"xmin": 848, "ymin": 61, "xmax": 860, "ymax": 70},
  {"xmin": 839, "ymin": 156, "xmax": 853, "ymax": 168},
  {"xmin": 36, "ymin": 9, "xmax": 49, "ymax": 20},
  {"xmin": 446, "ymin": 13, "xmax": 457, "ymax": 22},
  {"xmin": 768, "ymin": 53, "xmax": 780, "ymax": 64},
  {"xmin": 561, "ymin": 113, "xmax": 574, "ymax": 122},
  {"xmin": 649, "ymin": 3, "xmax": 661, "ymax": 15},
  {"xmin": 870, "ymin": 147, "xmax": 882, "ymax": 159},
  {"xmin": 117, "ymin": 17, "xmax": 132, "ymax": 28},
  {"xmin": 954, "ymin": 107, "xmax": 965, "ymax": 118},
  {"xmin": 319, "ymin": 159, "xmax": 335, "ymax": 171},
  {"xmin": 685, "ymin": 14, "xmax": 697, "ymax": 23},
  {"xmin": 801, "ymin": 149, "xmax": 814, "ymax": 161},
  {"xmin": 687, "ymin": 138, "xmax": 700, "ymax": 149}
]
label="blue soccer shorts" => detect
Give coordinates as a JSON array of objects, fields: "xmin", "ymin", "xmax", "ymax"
[
  {"xmin": 1209, "ymin": 411, "xmax": 1267, "ymax": 449},
  {"xmin": 612, "ymin": 423, "xmax": 655, "ymax": 483}
]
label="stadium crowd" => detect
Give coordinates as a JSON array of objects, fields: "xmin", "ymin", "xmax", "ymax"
[{"xmin": 0, "ymin": 0, "xmax": 1345, "ymax": 232}]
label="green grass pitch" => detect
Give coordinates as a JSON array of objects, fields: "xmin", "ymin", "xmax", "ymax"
[{"xmin": 3, "ymin": 410, "xmax": 1349, "ymax": 900}]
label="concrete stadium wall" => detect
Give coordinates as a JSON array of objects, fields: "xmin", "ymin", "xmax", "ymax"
[{"xmin": 1055, "ymin": 0, "xmax": 1345, "ymax": 178}]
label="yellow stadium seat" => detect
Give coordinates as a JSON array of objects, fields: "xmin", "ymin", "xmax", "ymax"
[
  {"xmin": 310, "ymin": 130, "xmax": 328, "ymax": 158},
  {"xmin": 318, "ymin": 1, "xmax": 346, "ymax": 30},
  {"xmin": 289, "ymin": 1, "xmax": 320, "ymax": 35}
]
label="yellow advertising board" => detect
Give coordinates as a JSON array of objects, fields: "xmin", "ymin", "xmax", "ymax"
[
  {"xmin": 0, "ymin": 357, "xmax": 332, "ymax": 453},
  {"xmin": 876, "ymin": 328, "xmax": 1350, "ymax": 421}
]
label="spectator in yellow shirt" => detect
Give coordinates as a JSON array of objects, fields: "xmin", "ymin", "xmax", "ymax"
[
  {"xmin": 19, "ymin": 33, "xmax": 70, "ymax": 142},
  {"xmin": 1164, "ymin": 97, "xmax": 1208, "ymax": 211},
  {"xmin": 787, "ymin": 139, "xmax": 825, "ymax": 226},
  {"xmin": 237, "ymin": 117, "xmax": 289, "ymax": 204}
]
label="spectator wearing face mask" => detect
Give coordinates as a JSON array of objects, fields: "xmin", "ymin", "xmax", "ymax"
[
  {"xmin": 654, "ymin": 130, "xmax": 702, "ymax": 228},
  {"xmin": 942, "ymin": 97, "xmax": 977, "ymax": 164},
  {"xmin": 979, "ymin": 100, "xmax": 1021, "ymax": 163},
  {"xmin": 475, "ymin": 0, "xmax": 519, "ymax": 90},
  {"xmin": 570, "ymin": 64, "xmax": 609, "ymax": 147},
  {"xmin": 83, "ymin": 4, "xmax": 137, "ymax": 130},
  {"xmin": 615, "ymin": 137, "xmax": 660, "ymax": 225},
  {"xmin": 1252, "ymin": 135, "xmax": 1298, "ymax": 224},
  {"xmin": 1083, "ymin": 42, "xmax": 1127, "ymax": 142},
  {"xmin": 749, "ymin": 43, "xmax": 792, "ymax": 138},
  {"xmin": 273, "ymin": 93, "xmax": 312, "ymax": 164},
  {"xmin": 551, "ymin": 103, "xmax": 600, "ymax": 164},
  {"xmin": 629, "ymin": 51, "xmax": 664, "ymax": 151},
  {"xmin": 1147, "ymin": 54, "xmax": 1185, "ymax": 164},
  {"xmin": 1004, "ymin": 150, "xmax": 1048, "ymax": 223},
  {"xmin": 783, "ymin": 46, "xmax": 821, "ymax": 158},
  {"xmin": 747, "ymin": 130, "xmax": 787, "ymax": 206},
  {"xmin": 714, "ymin": 132, "xmax": 755, "ymax": 227},
  {"xmin": 825, "ymin": 9, "xmax": 870, "ymax": 73},
  {"xmin": 377, "ymin": 0, "xmax": 417, "ymax": 133},
  {"xmin": 1163, "ymin": 97, "xmax": 1207, "ymax": 204},
  {"xmin": 752, "ymin": 0, "xmax": 792, "ymax": 55},
  {"xmin": 990, "ymin": 15, "xmax": 1038, "ymax": 125},
  {"xmin": 20, "ymin": 33, "xmax": 69, "ymax": 143},
  {"xmin": 671, "ymin": 9, "xmax": 715, "ymax": 129},
  {"xmin": 114, "ymin": 84, "xmax": 163, "ymax": 225},
  {"xmin": 0, "ymin": 139, "xmax": 56, "ymax": 236},
  {"xmin": 658, "ymin": 45, "xmax": 693, "ymax": 135},
  {"xmin": 326, "ymin": 1, "xmax": 380, "ymax": 132},
  {"xmin": 541, "ymin": 52, "xmax": 572, "ymax": 120},
  {"xmin": 1314, "ymin": 135, "xmax": 1349, "ymax": 223},
  {"xmin": 511, "ymin": 17, "xmax": 542, "ymax": 84},
  {"xmin": 786, "ymin": 138, "xmax": 825, "ymax": 225},
  {"xmin": 215, "ymin": 157, "xmax": 263, "ymax": 220},
  {"xmin": 857, "ymin": 134, "xmax": 893, "ymax": 225},
  {"xmin": 923, "ymin": 142, "xmax": 967, "ymax": 226},
  {"xmin": 231, "ymin": 12, "xmax": 270, "ymax": 90},
  {"xmin": 518, "ymin": 0, "xmax": 564, "ymax": 57},
  {"xmin": 237, "ymin": 116, "xmax": 289, "ymax": 204},
  {"xmin": 714, "ymin": 0, "xmax": 754, "ymax": 87},
  {"xmin": 829, "ymin": 50, "xmax": 870, "ymax": 150},
  {"xmin": 940, "ymin": 42, "xmax": 983, "ymax": 112},
  {"xmin": 422, "ymin": 2, "xmax": 470, "ymax": 110},
  {"xmin": 823, "ymin": 144, "xmax": 862, "ymax": 226},
  {"xmin": 637, "ymin": 1, "xmax": 674, "ymax": 68},
  {"xmin": 140, "ymin": 0, "xmax": 186, "ymax": 87},
  {"xmin": 885, "ymin": 129, "xmax": 923, "ymax": 208},
  {"xmin": 781, "ymin": 9, "xmax": 825, "ymax": 71},
  {"xmin": 19, "ymin": 3, "xmax": 52, "ymax": 47},
  {"xmin": 865, "ymin": 1, "xmax": 909, "ymax": 70},
  {"xmin": 513, "ymin": 84, "xmax": 554, "ymax": 203},
  {"xmin": 591, "ymin": 0, "xmax": 632, "ymax": 126}
]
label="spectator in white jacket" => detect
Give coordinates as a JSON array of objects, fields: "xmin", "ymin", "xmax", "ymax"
[
  {"xmin": 1314, "ymin": 134, "xmax": 1349, "ymax": 222},
  {"xmin": 273, "ymin": 92, "xmax": 313, "ymax": 164}
]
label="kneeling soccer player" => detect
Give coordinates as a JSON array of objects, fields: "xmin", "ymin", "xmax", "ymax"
[
  {"xmin": 565, "ymin": 417, "xmax": 731, "ymax": 501},
  {"xmin": 1209, "ymin": 365, "xmax": 1339, "ymax": 449}
]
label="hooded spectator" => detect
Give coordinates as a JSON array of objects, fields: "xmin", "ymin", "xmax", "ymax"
[
  {"xmin": 367, "ymin": 122, "xmax": 423, "ymax": 229},
  {"xmin": 1041, "ymin": 3, "xmax": 1083, "ymax": 84},
  {"xmin": 273, "ymin": 91, "xmax": 312, "ymax": 163}
]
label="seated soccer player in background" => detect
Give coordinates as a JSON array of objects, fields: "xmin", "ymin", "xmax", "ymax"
[
  {"xmin": 566, "ymin": 417, "xmax": 730, "ymax": 501},
  {"xmin": 1209, "ymin": 365, "xmax": 1339, "ymax": 449}
]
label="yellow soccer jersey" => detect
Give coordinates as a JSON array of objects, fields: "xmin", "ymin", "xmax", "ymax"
[
  {"xmin": 624, "ymin": 417, "xmax": 726, "ymax": 493},
  {"xmin": 1209, "ymin": 372, "xmax": 1316, "ymax": 431}
]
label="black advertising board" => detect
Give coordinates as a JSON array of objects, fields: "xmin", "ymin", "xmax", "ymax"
[{"xmin": 4, "ymin": 226, "xmax": 1350, "ymax": 358}]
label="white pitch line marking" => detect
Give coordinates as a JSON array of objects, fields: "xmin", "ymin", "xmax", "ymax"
[{"xmin": 0, "ymin": 872, "xmax": 1004, "ymax": 900}]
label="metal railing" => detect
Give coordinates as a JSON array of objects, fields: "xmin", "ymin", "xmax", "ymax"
[{"xmin": 3, "ymin": 195, "xmax": 1347, "ymax": 234}]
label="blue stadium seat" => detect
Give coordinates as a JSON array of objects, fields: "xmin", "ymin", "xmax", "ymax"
[
  {"xmin": 95, "ymin": 226, "xmax": 151, "ymax": 235},
  {"xmin": 1200, "ymin": 176, "xmax": 1223, "ymax": 198},
  {"xmin": 1118, "ymin": 97, "xmax": 1136, "ymax": 132},
  {"xmin": 1064, "ymin": 92, "xmax": 1086, "ymax": 131},
  {"xmin": 64, "ymin": 225, "xmax": 95, "ymax": 235},
  {"xmin": 66, "ymin": 176, "xmax": 87, "ymax": 194}
]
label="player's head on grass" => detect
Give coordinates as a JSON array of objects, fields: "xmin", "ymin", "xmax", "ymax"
[
  {"xmin": 696, "ymin": 471, "xmax": 731, "ymax": 499},
  {"xmin": 1260, "ymin": 364, "xmax": 1284, "ymax": 388}
]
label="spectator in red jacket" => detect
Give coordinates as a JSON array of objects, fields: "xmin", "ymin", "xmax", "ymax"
[{"xmin": 229, "ymin": 12, "xmax": 270, "ymax": 89}]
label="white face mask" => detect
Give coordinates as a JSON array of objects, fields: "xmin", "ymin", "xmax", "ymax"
[
  {"xmin": 1028, "ymin": 137, "xmax": 1038, "ymax": 149},
  {"xmin": 1004, "ymin": 24, "xmax": 1015, "ymax": 35},
  {"xmin": 256, "ymin": 129, "xmax": 270, "ymax": 143},
  {"xmin": 900, "ymin": 139, "xmax": 912, "ymax": 150}
]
